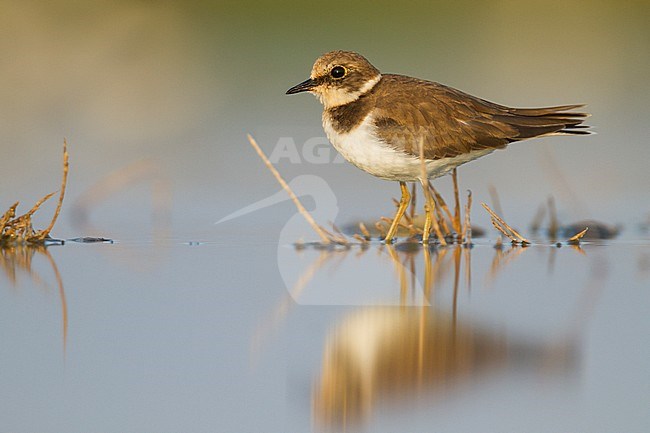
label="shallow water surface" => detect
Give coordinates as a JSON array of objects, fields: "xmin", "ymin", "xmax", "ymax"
[{"xmin": 1, "ymin": 229, "xmax": 649, "ymax": 433}]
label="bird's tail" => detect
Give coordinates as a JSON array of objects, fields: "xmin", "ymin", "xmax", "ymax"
[{"xmin": 498, "ymin": 104, "xmax": 591, "ymax": 140}]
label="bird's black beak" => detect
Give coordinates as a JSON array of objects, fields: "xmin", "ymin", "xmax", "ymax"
[{"xmin": 286, "ymin": 78, "xmax": 316, "ymax": 95}]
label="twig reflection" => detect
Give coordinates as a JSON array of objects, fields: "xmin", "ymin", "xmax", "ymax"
[{"xmin": 0, "ymin": 244, "xmax": 68, "ymax": 355}]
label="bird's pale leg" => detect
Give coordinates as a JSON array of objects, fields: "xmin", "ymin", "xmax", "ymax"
[
  {"xmin": 422, "ymin": 197, "xmax": 433, "ymax": 244},
  {"xmin": 420, "ymin": 180, "xmax": 447, "ymax": 246},
  {"xmin": 420, "ymin": 178, "xmax": 435, "ymax": 244},
  {"xmin": 384, "ymin": 181, "xmax": 411, "ymax": 244},
  {"xmin": 451, "ymin": 168, "xmax": 462, "ymax": 235}
]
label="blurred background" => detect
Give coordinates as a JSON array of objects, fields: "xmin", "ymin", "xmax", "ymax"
[{"xmin": 1, "ymin": 0, "xmax": 649, "ymax": 235}]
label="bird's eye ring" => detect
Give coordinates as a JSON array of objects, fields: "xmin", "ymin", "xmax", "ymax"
[{"xmin": 330, "ymin": 66, "xmax": 347, "ymax": 79}]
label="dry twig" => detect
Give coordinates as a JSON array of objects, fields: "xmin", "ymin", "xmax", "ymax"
[
  {"xmin": 1, "ymin": 140, "xmax": 69, "ymax": 246},
  {"xmin": 247, "ymin": 134, "xmax": 333, "ymax": 244},
  {"xmin": 530, "ymin": 202, "xmax": 546, "ymax": 235},
  {"xmin": 375, "ymin": 221, "xmax": 387, "ymax": 239},
  {"xmin": 567, "ymin": 227, "xmax": 589, "ymax": 244},
  {"xmin": 461, "ymin": 190, "xmax": 473, "ymax": 245},
  {"xmin": 548, "ymin": 196, "xmax": 559, "ymax": 241},
  {"xmin": 429, "ymin": 184, "xmax": 453, "ymax": 237},
  {"xmin": 451, "ymin": 169, "xmax": 462, "ymax": 235},
  {"xmin": 358, "ymin": 222, "xmax": 371, "ymax": 240},
  {"xmin": 418, "ymin": 139, "xmax": 446, "ymax": 245},
  {"xmin": 482, "ymin": 202, "xmax": 530, "ymax": 245}
]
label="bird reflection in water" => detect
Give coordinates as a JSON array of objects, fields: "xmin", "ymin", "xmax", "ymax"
[
  {"xmin": 249, "ymin": 225, "xmax": 601, "ymax": 430},
  {"xmin": 311, "ymin": 243, "xmax": 591, "ymax": 431},
  {"xmin": 313, "ymin": 306, "xmax": 508, "ymax": 430}
]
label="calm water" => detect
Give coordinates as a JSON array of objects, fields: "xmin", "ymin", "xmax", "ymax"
[{"xmin": 1, "ymin": 216, "xmax": 649, "ymax": 432}]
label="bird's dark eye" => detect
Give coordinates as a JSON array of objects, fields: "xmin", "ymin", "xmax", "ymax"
[{"xmin": 330, "ymin": 66, "xmax": 346, "ymax": 79}]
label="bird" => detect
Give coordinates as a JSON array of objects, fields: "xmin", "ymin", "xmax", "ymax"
[{"xmin": 286, "ymin": 50, "xmax": 590, "ymax": 244}]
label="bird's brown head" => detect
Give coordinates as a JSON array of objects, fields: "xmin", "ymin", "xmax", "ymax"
[{"xmin": 286, "ymin": 51, "xmax": 381, "ymax": 109}]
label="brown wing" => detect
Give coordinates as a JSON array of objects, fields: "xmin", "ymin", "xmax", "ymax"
[{"xmin": 371, "ymin": 75, "xmax": 589, "ymax": 160}]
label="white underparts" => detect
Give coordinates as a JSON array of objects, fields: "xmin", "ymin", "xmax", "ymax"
[{"xmin": 323, "ymin": 113, "xmax": 496, "ymax": 182}]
